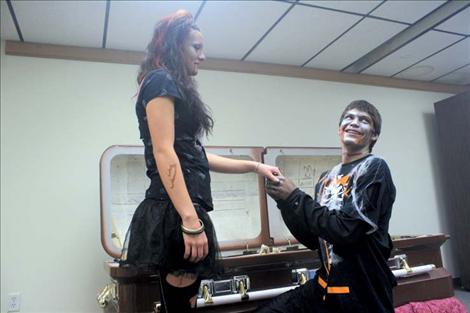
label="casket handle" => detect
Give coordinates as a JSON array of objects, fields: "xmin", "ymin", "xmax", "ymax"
[
  {"xmin": 398, "ymin": 255, "xmax": 412, "ymax": 273},
  {"xmin": 239, "ymin": 280, "xmax": 249, "ymax": 300},
  {"xmin": 97, "ymin": 283, "xmax": 116, "ymax": 308},
  {"xmin": 202, "ymin": 284, "xmax": 214, "ymax": 304}
]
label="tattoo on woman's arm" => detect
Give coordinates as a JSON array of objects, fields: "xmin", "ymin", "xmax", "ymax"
[{"xmin": 168, "ymin": 164, "xmax": 177, "ymax": 189}]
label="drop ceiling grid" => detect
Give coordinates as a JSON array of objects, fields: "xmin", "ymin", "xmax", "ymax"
[
  {"xmin": 0, "ymin": 1, "xmax": 19, "ymax": 41},
  {"xmin": 2, "ymin": 0, "xmax": 469, "ymax": 86},
  {"xmin": 196, "ymin": 1, "xmax": 289, "ymax": 60},
  {"xmin": 364, "ymin": 31, "xmax": 465, "ymax": 77},
  {"xmin": 11, "ymin": 0, "xmax": 106, "ymax": 47},
  {"xmin": 305, "ymin": 18, "xmax": 407, "ymax": 71},
  {"xmin": 435, "ymin": 6, "xmax": 470, "ymax": 35},
  {"xmin": 396, "ymin": 38, "xmax": 470, "ymax": 81},
  {"xmin": 298, "ymin": 0, "xmax": 381, "ymax": 15},
  {"xmin": 369, "ymin": 0, "xmax": 446, "ymax": 23},
  {"xmin": 106, "ymin": 1, "xmax": 202, "ymax": 51},
  {"xmin": 245, "ymin": 5, "xmax": 362, "ymax": 65},
  {"xmin": 435, "ymin": 63, "xmax": 470, "ymax": 85}
]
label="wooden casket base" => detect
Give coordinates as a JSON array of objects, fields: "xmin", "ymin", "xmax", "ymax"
[
  {"xmin": 104, "ymin": 265, "xmax": 454, "ymax": 312},
  {"xmin": 394, "ymin": 267, "xmax": 453, "ymax": 307}
]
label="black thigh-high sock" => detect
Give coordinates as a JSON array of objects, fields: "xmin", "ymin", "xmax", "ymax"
[{"xmin": 159, "ymin": 272, "xmax": 201, "ymax": 313}]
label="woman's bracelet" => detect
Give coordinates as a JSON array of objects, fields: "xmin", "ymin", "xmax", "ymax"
[{"xmin": 181, "ymin": 219, "xmax": 205, "ymax": 235}]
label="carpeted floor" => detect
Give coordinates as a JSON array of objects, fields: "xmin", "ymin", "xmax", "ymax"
[{"xmin": 454, "ymin": 286, "xmax": 470, "ymax": 310}]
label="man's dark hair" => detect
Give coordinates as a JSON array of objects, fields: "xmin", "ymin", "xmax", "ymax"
[{"xmin": 339, "ymin": 100, "xmax": 382, "ymax": 152}]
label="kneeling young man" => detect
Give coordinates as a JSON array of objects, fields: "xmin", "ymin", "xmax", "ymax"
[{"xmin": 261, "ymin": 100, "xmax": 396, "ymax": 313}]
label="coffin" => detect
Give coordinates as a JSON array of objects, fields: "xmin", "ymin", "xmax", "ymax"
[{"xmin": 98, "ymin": 145, "xmax": 452, "ymax": 313}]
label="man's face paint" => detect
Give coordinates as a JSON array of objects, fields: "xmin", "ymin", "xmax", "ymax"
[{"xmin": 339, "ymin": 109, "xmax": 378, "ymax": 152}]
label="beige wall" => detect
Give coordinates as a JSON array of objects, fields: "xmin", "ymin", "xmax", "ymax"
[{"xmin": 1, "ymin": 40, "xmax": 455, "ymax": 313}]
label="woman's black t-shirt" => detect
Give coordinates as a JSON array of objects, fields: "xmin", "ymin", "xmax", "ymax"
[{"xmin": 135, "ymin": 69, "xmax": 213, "ymax": 210}]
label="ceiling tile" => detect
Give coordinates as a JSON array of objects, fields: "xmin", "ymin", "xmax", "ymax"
[
  {"xmin": 2, "ymin": 0, "xmax": 469, "ymax": 86},
  {"xmin": 1, "ymin": 0, "xmax": 19, "ymax": 41},
  {"xmin": 197, "ymin": 1, "xmax": 289, "ymax": 59},
  {"xmin": 246, "ymin": 5, "xmax": 362, "ymax": 65},
  {"xmin": 370, "ymin": 0, "xmax": 446, "ymax": 23},
  {"xmin": 435, "ymin": 6, "xmax": 470, "ymax": 35},
  {"xmin": 298, "ymin": 0, "xmax": 381, "ymax": 15},
  {"xmin": 11, "ymin": 0, "xmax": 106, "ymax": 47},
  {"xmin": 364, "ymin": 30, "xmax": 464, "ymax": 76},
  {"xmin": 107, "ymin": 1, "xmax": 201, "ymax": 51},
  {"xmin": 434, "ymin": 64, "xmax": 470, "ymax": 85},
  {"xmin": 396, "ymin": 38, "xmax": 470, "ymax": 81},
  {"xmin": 305, "ymin": 18, "xmax": 407, "ymax": 71}
]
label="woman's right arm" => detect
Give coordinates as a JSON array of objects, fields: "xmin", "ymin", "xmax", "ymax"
[{"xmin": 146, "ymin": 96, "xmax": 208, "ymax": 263}]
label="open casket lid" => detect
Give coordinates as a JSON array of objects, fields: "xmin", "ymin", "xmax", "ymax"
[
  {"xmin": 100, "ymin": 145, "xmax": 268, "ymax": 259},
  {"xmin": 264, "ymin": 147, "xmax": 341, "ymax": 246}
]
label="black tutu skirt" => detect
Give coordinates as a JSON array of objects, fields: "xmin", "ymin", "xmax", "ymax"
[{"xmin": 120, "ymin": 199, "xmax": 222, "ymax": 278}]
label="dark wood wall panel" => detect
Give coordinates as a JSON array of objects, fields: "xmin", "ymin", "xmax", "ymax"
[{"xmin": 434, "ymin": 90, "xmax": 470, "ymax": 289}]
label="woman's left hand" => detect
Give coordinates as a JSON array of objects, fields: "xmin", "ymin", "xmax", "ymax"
[{"xmin": 256, "ymin": 163, "xmax": 281, "ymax": 182}]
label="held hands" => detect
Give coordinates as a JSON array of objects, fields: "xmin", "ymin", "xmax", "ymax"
[
  {"xmin": 256, "ymin": 163, "xmax": 281, "ymax": 183},
  {"xmin": 265, "ymin": 176, "xmax": 297, "ymax": 201},
  {"xmin": 181, "ymin": 216, "xmax": 209, "ymax": 263},
  {"xmin": 255, "ymin": 162, "xmax": 296, "ymax": 200}
]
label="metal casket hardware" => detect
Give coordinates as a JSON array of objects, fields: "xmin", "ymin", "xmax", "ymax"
[{"xmin": 97, "ymin": 283, "xmax": 117, "ymax": 308}]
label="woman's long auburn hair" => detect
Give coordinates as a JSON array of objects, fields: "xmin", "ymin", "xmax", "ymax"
[{"xmin": 137, "ymin": 10, "xmax": 213, "ymax": 137}]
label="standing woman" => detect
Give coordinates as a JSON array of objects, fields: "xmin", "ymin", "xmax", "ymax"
[{"xmin": 121, "ymin": 10, "xmax": 280, "ymax": 313}]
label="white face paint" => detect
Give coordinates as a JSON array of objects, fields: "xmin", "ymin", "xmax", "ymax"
[
  {"xmin": 338, "ymin": 109, "xmax": 378, "ymax": 153},
  {"xmin": 182, "ymin": 29, "xmax": 205, "ymax": 76}
]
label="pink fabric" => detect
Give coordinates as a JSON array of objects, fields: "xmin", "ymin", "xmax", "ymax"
[
  {"xmin": 395, "ymin": 304, "xmax": 415, "ymax": 313},
  {"xmin": 395, "ymin": 297, "xmax": 468, "ymax": 313}
]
